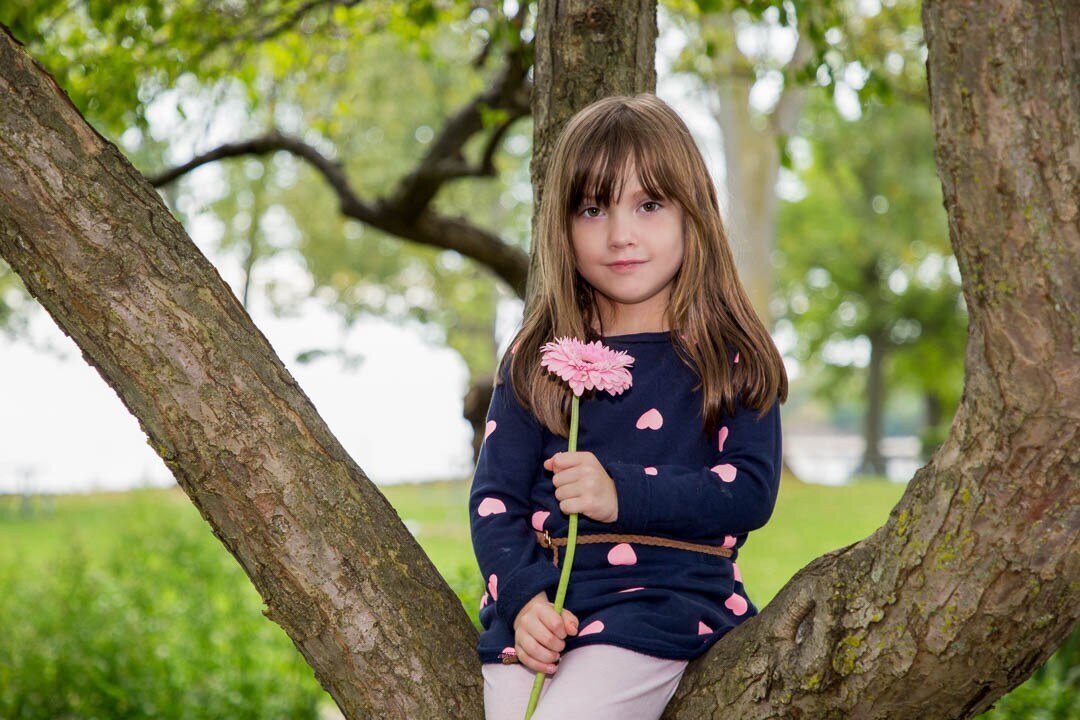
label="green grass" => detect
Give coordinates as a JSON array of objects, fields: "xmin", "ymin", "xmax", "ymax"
[
  {"xmin": 382, "ymin": 477, "xmax": 476, "ymax": 577},
  {"xmin": 0, "ymin": 475, "xmax": 907, "ymax": 605},
  {"xmin": 735, "ymin": 475, "xmax": 907, "ymax": 606},
  {"xmin": 0, "ymin": 489, "xmax": 325, "ymax": 719},
  {"xmin": 0, "ymin": 489, "xmax": 194, "ymax": 570},
  {"xmin": 0, "ymin": 477, "xmax": 1074, "ymax": 719},
  {"xmin": 333, "ymin": 473, "xmax": 911, "ymax": 610}
]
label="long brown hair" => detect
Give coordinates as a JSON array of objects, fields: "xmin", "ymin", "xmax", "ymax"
[{"xmin": 501, "ymin": 92, "xmax": 788, "ymax": 440}]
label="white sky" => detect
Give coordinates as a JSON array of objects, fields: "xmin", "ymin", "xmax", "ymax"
[{"xmin": 1, "ymin": 12, "xmax": 889, "ymax": 494}]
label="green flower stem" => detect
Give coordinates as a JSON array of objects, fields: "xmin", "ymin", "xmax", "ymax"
[{"xmin": 524, "ymin": 393, "xmax": 580, "ymax": 719}]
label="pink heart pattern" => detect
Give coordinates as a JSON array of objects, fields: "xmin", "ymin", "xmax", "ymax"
[
  {"xmin": 531, "ymin": 510, "xmax": 550, "ymax": 531},
  {"xmin": 725, "ymin": 592, "xmax": 748, "ymax": 616},
  {"xmin": 477, "ymin": 497, "xmax": 506, "ymax": 516},
  {"xmin": 607, "ymin": 543, "xmax": 638, "ymax": 566},
  {"xmin": 636, "ymin": 408, "xmax": 663, "ymax": 430},
  {"xmin": 475, "ymin": 344, "xmax": 764, "ymax": 658},
  {"xmin": 710, "ymin": 463, "xmax": 737, "ymax": 482}
]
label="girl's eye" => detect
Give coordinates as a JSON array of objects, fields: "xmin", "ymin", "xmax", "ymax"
[{"xmin": 579, "ymin": 201, "xmax": 661, "ymax": 218}]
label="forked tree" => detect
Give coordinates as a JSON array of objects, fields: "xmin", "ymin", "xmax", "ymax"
[{"xmin": 0, "ymin": 1, "xmax": 1076, "ymax": 717}]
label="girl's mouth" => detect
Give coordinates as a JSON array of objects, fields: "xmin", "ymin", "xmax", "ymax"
[{"xmin": 607, "ymin": 260, "xmax": 646, "ymax": 273}]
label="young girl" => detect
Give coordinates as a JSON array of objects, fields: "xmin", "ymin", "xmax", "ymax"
[{"xmin": 469, "ymin": 92, "xmax": 787, "ymax": 720}]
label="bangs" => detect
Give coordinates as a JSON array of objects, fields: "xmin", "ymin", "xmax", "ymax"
[{"xmin": 566, "ymin": 134, "xmax": 672, "ymax": 216}]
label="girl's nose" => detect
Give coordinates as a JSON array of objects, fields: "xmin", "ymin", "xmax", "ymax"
[{"xmin": 608, "ymin": 224, "xmax": 635, "ymax": 249}]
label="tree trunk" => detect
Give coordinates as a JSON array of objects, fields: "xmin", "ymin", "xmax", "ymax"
[
  {"xmin": 921, "ymin": 390, "xmax": 946, "ymax": 461},
  {"xmin": 706, "ymin": 13, "xmax": 815, "ymax": 324},
  {"xmin": 0, "ymin": 25, "xmax": 483, "ymax": 719},
  {"xmin": 857, "ymin": 327, "xmax": 887, "ymax": 477},
  {"xmin": 1, "ymin": 0, "xmax": 1077, "ymax": 717},
  {"xmin": 925, "ymin": 392, "xmax": 942, "ymax": 430},
  {"xmin": 524, "ymin": 0, "xmax": 658, "ymax": 315},
  {"xmin": 665, "ymin": 1, "xmax": 1080, "ymax": 716}
]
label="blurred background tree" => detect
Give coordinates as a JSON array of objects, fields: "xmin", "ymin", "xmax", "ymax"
[
  {"xmin": 775, "ymin": 93, "xmax": 964, "ymax": 474},
  {"xmin": 0, "ymin": 1, "xmax": 1073, "ymax": 717},
  {"xmin": 664, "ymin": 0, "xmax": 963, "ymax": 475},
  {"xmin": 1, "ymin": 1, "xmax": 531, "ymax": 419},
  {"xmin": 0, "ymin": 0, "xmax": 963, "ymax": 473}
]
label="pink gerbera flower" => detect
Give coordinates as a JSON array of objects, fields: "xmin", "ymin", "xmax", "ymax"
[
  {"xmin": 539, "ymin": 336, "xmax": 634, "ymax": 397},
  {"xmin": 522, "ymin": 335, "xmax": 635, "ymax": 718}
]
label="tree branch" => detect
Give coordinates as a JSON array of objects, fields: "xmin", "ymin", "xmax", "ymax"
[
  {"xmin": 146, "ymin": 34, "xmax": 535, "ymax": 297},
  {"xmin": 172, "ymin": 0, "xmax": 366, "ymax": 61},
  {"xmin": 147, "ymin": 127, "xmax": 529, "ymax": 296},
  {"xmin": 382, "ymin": 44, "xmax": 532, "ymax": 217},
  {"xmin": 0, "ymin": 23, "xmax": 484, "ymax": 717},
  {"xmin": 4, "ymin": 1, "xmax": 1076, "ymax": 717}
]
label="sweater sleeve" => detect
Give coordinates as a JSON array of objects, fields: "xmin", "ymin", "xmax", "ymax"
[
  {"xmin": 602, "ymin": 394, "xmax": 782, "ymax": 541},
  {"xmin": 469, "ymin": 357, "xmax": 561, "ymax": 629}
]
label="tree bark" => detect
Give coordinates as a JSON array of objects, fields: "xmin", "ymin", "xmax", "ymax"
[
  {"xmin": 0, "ymin": 25, "xmax": 483, "ymax": 719},
  {"xmin": 524, "ymin": 0, "xmax": 658, "ymax": 315},
  {"xmin": 665, "ymin": 1, "xmax": 1080, "ymax": 716},
  {"xmin": 1, "ymin": 0, "xmax": 1078, "ymax": 717}
]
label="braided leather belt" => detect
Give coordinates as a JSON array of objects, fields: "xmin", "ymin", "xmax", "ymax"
[
  {"xmin": 492, "ymin": 531, "xmax": 735, "ymax": 664},
  {"xmin": 534, "ymin": 529, "xmax": 733, "ymax": 567}
]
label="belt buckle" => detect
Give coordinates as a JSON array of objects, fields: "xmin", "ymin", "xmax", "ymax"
[{"xmin": 537, "ymin": 529, "xmax": 559, "ymax": 567}]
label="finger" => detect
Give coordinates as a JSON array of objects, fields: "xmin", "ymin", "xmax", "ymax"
[
  {"xmin": 553, "ymin": 481, "xmax": 580, "ymax": 500},
  {"xmin": 562, "ymin": 451, "xmax": 589, "ymax": 466},
  {"xmin": 515, "ymin": 640, "xmax": 543, "ymax": 673},
  {"xmin": 555, "ymin": 487, "xmax": 584, "ymax": 514},
  {"xmin": 552, "ymin": 464, "xmax": 578, "ymax": 487},
  {"xmin": 551, "ymin": 451, "xmax": 590, "ymax": 471},
  {"xmin": 552, "ymin": 466, "xmax": 583, "ymax": 491},
  {"xmin": 524, "ymin": 631, "xmax": 562, "ymax": 664},
  {"xmin": 537, "ymin": 608, "xmax": 570, "ymax": 643},
  {"xmin": 517, "ymin": 640, "xmax": 559, "ymax": 674},
  {"xmin": 529, "ymin": 613, "xmax": 565, "ymax": 651}
]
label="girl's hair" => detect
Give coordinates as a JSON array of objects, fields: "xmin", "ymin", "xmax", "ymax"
[{"xmin": 500, "ymin": 92, "xmax": 788, "ymax": 440}]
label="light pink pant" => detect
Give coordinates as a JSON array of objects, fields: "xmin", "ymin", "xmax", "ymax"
[{"xmin": 481, "ymin": 643, "xmax": 689, "ymax": 720}]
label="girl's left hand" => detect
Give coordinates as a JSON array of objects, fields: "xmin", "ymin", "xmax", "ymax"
[{"xmin": 543, "ymin": 451, "xmax": 619, "ymax": 524}]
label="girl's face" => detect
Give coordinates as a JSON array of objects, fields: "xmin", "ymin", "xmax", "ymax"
[{"xmin": 570, "ymin": 163, "xmax": 684, "ymax": 332}]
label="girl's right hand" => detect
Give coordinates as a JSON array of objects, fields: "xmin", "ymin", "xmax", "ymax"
[{"xmin": 512, "ymin": 591, "xmax": 579, "ymax": 674}]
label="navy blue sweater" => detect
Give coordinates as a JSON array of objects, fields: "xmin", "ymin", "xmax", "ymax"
[{"xmin": 468, "ymin": 330, "xmax": 783, "ymax": 664}]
